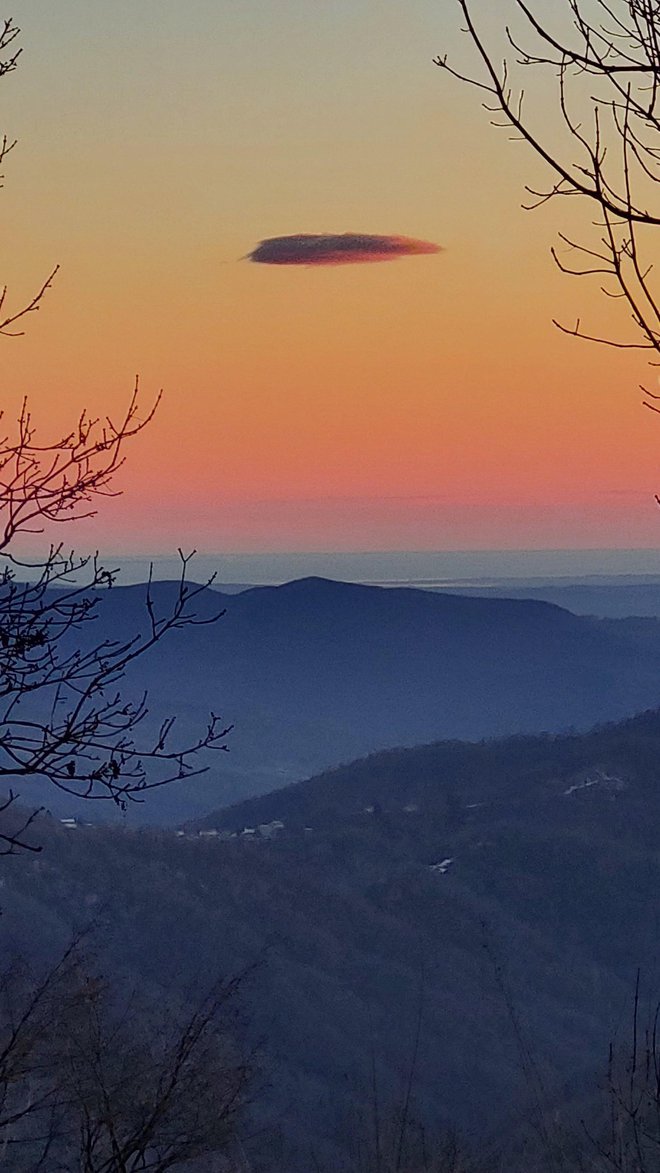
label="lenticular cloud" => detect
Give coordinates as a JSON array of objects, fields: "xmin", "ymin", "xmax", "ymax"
[{"xmin": 248, "ymin": 233, "xmax": 442, "ymax": 266}]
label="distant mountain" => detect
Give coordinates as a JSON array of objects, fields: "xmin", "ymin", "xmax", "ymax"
[
  {"xmin": 23, "ymin": 575, "xmax": 660, "ymax": 824},
  {"xmin": 8, "ymin": 710, "xmax": 660, "ymax": 1167},
  {"xmin": 432, "ymin": 578, "xmax": 660, "ymax": 618}
]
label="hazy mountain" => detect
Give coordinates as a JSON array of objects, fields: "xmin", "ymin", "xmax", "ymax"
[
  {"xmin": 25, "ymin": 575, "xmax": 660, "ymax": 824},
  {"xmin": 431, "ymin": 577, "xmax": 660, "ymax": 617},
  {"xmin": 7, "ymin": 710, "xmax": 660, "ymax": 1167}
]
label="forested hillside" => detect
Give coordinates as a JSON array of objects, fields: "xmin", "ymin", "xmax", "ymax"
[
  {"xmin": 6, "ymin": 710, "xmax": 660, "ymax": 1167},
  {"xmin": 28, "ymin": 576, "xmax": 660, "ymax": 824}
]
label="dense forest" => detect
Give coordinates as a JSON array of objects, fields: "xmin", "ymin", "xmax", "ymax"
[{"xmin": 5, "ymin": 709, "xmax": 660, "ymax": 1168}]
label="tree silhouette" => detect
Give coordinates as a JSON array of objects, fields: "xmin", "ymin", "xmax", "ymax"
[
  {"xmin": 0, "ymin": 18, "xmax": 231, "ymax": 853},
  {"xmin": 0, "ymin": 939, "xmax": 254, "ymax": 1170},
  {"xmin": 436, "ymin": 1, "xmax": 660, "ymax": 410}
]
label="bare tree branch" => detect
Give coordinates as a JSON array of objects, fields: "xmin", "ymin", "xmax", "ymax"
[
  {"xmin": 436, "ymin": 1, "xmax": 660, "ymax": 411},
  {"xmin": 0, "ymin": 942, "xmax": 255, "ymax": 1170},
  {"xmin": 0, "ymin": 21, "xmax": 231, "ymax": 851}
]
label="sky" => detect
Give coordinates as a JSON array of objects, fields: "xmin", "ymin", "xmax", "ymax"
[{"xmin": 1, "ymin": 0, "xmax": 660, "ymax": 559}]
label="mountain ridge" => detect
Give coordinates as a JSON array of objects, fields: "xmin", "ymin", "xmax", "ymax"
[{"xmin": 21, "ymin": 575, "xmax": 660, "ymax": 824}]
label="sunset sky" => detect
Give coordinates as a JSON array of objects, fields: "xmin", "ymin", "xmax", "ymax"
[{"xmin": 2, "ymin": 0, "xmax": 660, "ymax": 556}]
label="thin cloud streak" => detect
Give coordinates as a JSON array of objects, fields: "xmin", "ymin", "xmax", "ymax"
[{"xmin": 247, "ymin": 232, "xmax": 442, "ymax": 266}]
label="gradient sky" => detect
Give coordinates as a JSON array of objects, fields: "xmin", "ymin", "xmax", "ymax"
[{"xmin": 2, "ymin": 0, "xmax": 659, "ymax": 554}]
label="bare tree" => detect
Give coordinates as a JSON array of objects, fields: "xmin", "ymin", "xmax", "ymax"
[
  {"xmin": 0, "ymin": 938, "xmax": 88, "ymax": 1167},
  {"xmin": 576, "ymin": 973, "xmax": 660, "ymax": 1173},
  {"xmin": 0, "ymin": 21, "xmax": 231, "ymax": 853},
  {"xmin": 0, "ymin": 17, "xmax": 58, "ymax": 336},
  {"xmin": 336, "ymin": 975, "xmax": 476, "ymax": 1173},
  {"xmin": 0, "ymin": 941, "xmax": 254, "ymax": 1171},
  {"xmin": 0, "ymin": 19, "xmax": 248, "ymax": 1167},
  {"xmin": 435, "ymin": 0, "xmax": 660, "ymax": 410},
  {"xmin": 0, "ymin": 389, "xmax": 235, "ymax": 856},
  {"xmin": 342, "ymin": 1104, "xmax": 474, "ymax": 1173}
]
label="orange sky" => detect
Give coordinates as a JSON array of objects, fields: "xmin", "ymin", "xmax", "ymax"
[{"xmin": 1, "ymin": 1, "xmax": 659, "ymax": 554}]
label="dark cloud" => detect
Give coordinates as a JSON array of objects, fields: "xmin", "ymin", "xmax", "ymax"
[{"xmin": 247, "ymin": 233, "xmax": 442, "ymax": 266}]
